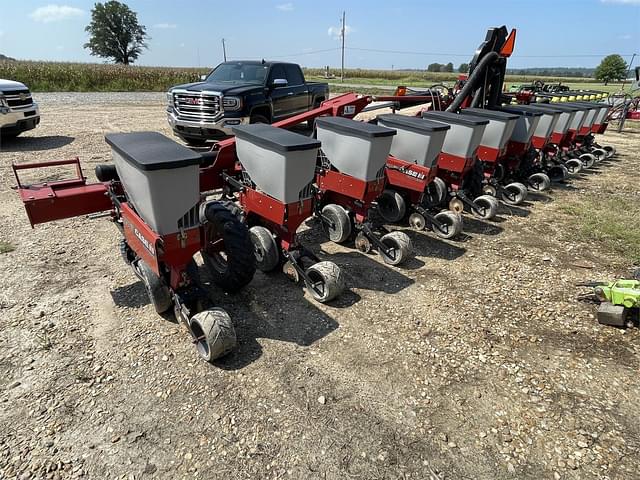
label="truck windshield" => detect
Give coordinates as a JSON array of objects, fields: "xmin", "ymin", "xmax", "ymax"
[{"xmin": 206, "ymin": 63, "xmax": 268, "ymax": 85}]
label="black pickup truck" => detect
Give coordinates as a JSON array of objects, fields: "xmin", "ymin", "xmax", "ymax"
[{"xmin": 167, "ymin": 61, "xmax": 330, "ymax": 145}]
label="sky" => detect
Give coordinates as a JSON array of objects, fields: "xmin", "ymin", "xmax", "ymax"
[{"xmin": 0, "ymin": 0, "xmax": 638, "ymax": 70}]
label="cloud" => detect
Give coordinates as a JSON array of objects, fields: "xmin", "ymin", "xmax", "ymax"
[
  {"xmin": 601, "ymin": 0, "xmax": 640, "ymax": 4},
  {"xmin": 153, "ymin": 23, "xmax": 177, "ymax": 29},
  {"xmin": 276, "ymin": 3, "xmax": 294, "ymax": 11},
  {"xmin": 328, "ymin": 24, "xmax": 353, "ymax": 40},
  {"xmin": 30, "ymin": 4, "xmax": 84, "ymax": 23}
]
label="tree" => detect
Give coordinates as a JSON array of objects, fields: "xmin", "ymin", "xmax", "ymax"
[
  {"xmin": 84, "ymin": 1, "xmax": 149, "ymax": 65},
  {"xmin": 594, "ymin": 54, "xmax": 627, "ymax": 85},
  {"xmin": 443, "ymin": 62, "xmax": 454, "ymax": 73},
  {"xmin": 458, "ymin": 63, "xmax": 469, "ymax": 73},
  {"xmin": 427, "ymin": 63, "xmax": 443, "ymax": 73}
]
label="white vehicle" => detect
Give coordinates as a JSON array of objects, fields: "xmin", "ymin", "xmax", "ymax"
[{"xmin": 0, "ymin": 79, "xmax": 40, "ymax": 139}]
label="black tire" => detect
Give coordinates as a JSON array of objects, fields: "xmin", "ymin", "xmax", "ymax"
[
  {"xmin": 138, "ymin": 260, "xmax": 173, "ymax": 314},
  {"xmin": 305, "ymin": 261, "xmax": 345, "ymax": 303},
  {"xmin": 308, "ymin": 99, "xmax": 323, "ymax": 128},
  {"xmin": 202, "ymin": 202, "xmax": 256, "ymax": 293},
  {"xmin": 379, "ymin": 231, "xmax": 413, "ymax": 266},
  {"xmin": 527, "ymin": 173, "xmax": 551, "ymax": 192},
  {"xmin": 250, "ymin": 114, "xmax": 270, "ymax": 125},
  {"xmin": 249, "ymin": 226, "xmax": 280, "ymax": 272},
  {"xmin": 472, "ymin": 195, "xmax": 498, "ymax": 220},
  {"xmin": 501, "ymin": 182, "xmax": 528, "ymax": 205},
  {"xmin": 432, "ymin": 210, "xmax": 463, "ymax": 239},
  {"xmin": 190, "ymin": 309, "xmax": 237, "ymax": 362},
  {"xmin": 321, "ymin": 204, "xmax": 352, "ymax": 243},
  {"xmin": 377, "ymin": 189, "xmax": 406, "ymax": 223}
]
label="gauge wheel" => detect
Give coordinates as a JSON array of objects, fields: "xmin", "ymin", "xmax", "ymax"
[
  {"xmin": 472, "ymin": 195, "xmax": 498, "ymax": 220},
  {"xmin": 304, "ymin": 261, "xmax": 345, "ymax": 303},
  {"xmin": 189, "ymin": 309, "xmax": 237, "ymax": 362},
  {"xmin": 432, "ymin": 210, "xmax": 463, "ymax": 239},
  {"xmin": 249, "ymin": 226, "xmax": 281, "ymax": 272},
  {"xmin": 321, "ymin": 204, "xmax": 352, "ymax": 244},
  {"xmin": 379, "ymin": 231, "xmax": 413, "ymax": 266}
]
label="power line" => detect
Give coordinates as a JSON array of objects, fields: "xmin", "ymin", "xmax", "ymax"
[
  {"xmin": 269, "ymin": 47, "xmax": 341, "ymax": 58},
  {"xmin": 346, "ymin": 46, "xmax": 638, "ymax": 58}
]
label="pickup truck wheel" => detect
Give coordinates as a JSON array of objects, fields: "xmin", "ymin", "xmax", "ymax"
[{"xmin": 250, "ymin": 114, "xmax": 270, "ymax": 124}]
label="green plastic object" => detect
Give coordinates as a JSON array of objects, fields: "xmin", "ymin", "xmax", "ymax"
[
  {"xmin": 594, "ymin": 280, "xmax": 640, "ymax": 309},
  {"xmin": 578, "ymin": 279, "xmax": 640, "ymax": 327}
]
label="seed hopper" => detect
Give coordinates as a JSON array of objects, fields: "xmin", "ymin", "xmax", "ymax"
[
  {"xmin": 457, "ymin": 107, "xmax": 535, "ymax": 205},
  {"xmin": 374, "ymin": 114, "xmax": 463, "ymax": 239},
  {"xmin": 313, "ymin": 116, "xmax": 414, "ymax": 266},
  {"xmin": 14, "ymin": 132, "xmax": 257, "ymax": 362}
]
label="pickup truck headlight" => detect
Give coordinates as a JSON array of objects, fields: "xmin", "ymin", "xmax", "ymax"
[
  {"xmin": 222, "ymin": 96, "xmax": 242, "ymax": 111},
  {"xmin": 166, "ymin": 91, "xmax": 174, "ymax": 106}
]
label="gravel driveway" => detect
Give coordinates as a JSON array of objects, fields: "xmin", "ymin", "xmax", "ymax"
[{"xmin": 0, "ymin": 94, "xmax": 638, "ymax": 480}]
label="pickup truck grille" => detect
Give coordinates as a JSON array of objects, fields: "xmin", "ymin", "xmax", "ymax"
[
  {"xmin": 172, "ymin": 92, "xmax": 221, "ymax": 122},
  {"xmin": 2, "ymin": 89, "xmax": 34, "ymax": 109}
]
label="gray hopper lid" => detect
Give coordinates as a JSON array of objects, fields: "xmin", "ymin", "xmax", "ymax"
[
  {"xmin": 531, "ymin": 103, "xmax": 581, "ymax": 112},
  {"xmin": 496, "ymin": 105, "xmax": 544, "ymax": 117},
  {"xmin": 315, "ymin": 116, "xmax": 396, "ymax": 138},
  {"xmin": 460, "ymin": 108, "xmax": 519, "ymax": 121},
  {"xmin": 422, "ymin": 111, "xmax": 490, "ymax": 127},
  {"xmin": 233, "ymin": 124, "xmax": 320, "ymax": 152},
  {"xmin": 377, "ymin": 114, "xmax": 450, "ymax": 134},
  {"xmin": 105, "ymin": 132, "xmax": 202, "ymax": 171},
  {"xmin": 566, "ymin": 102, "xmax": 600, "ymax": 110}
]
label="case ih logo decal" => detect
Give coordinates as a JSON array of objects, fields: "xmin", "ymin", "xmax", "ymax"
[
  {"xmin": 134, "ymin": 228, "xmax": 155, "ymax": 255},
  {"xmin": 401, "ymin": 167, "xmax": 426, "ymax": 180}
]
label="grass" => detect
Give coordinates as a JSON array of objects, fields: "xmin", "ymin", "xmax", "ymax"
[
  {"xmin": 0, "ymin": 241, "xmax": 15, "ymax": 254},
  {"xmin": 559, "ymin": 197, "xmax": 640, "ymax": 264}
]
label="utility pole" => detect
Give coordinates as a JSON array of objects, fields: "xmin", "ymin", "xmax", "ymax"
[
  {"xmin": 622, "ymin": 53, "xmax": 636, "ymax": 90},
  {"xmin": 222, "ymin": 38, "xmax": 227, "ymax": 62},
  {"xmin": 340, "ymin": 11, "xmax": 345, "ymax": 82}
]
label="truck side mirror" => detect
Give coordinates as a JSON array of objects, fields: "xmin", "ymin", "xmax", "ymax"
[
  {"xmin": 271, "ymin": 78, "xmax": 288, "ymax": 88},
  {"xmin": 200, "ymin": 74, "xmax": 207, "ymax": 81}
]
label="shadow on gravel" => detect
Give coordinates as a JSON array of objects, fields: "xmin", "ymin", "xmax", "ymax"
[
  {"xmin": 498, "ymin": 203, "xmax": 531, "ymax": 218},
  {"xmin": 0, "ymin": 135, "xmax": 75, "ymax": 152},
  {"xmin": 216, "ymin": 288, "xmax": 340, "ymax": 371},
  {"xmin": 327, "ymin": 251, "xmax": 416, "ymax": 294},
  {"xmin": 460, "ymin": 216, "xmax": 504, "ymax": 236},
  {"xmin": 404, "ymin": 230, "xmax": 466, "ymax": 260},
  {"xmin": 526, "ymin": 191, "xmax": 554, "ymax": 203},
  {"xmin": 110, "ymin": 281, "xmax": 149, "ymax": 309}
]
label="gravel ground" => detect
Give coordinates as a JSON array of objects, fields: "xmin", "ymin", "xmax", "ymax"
[{"xmin": 0, "ymin": 94, "xmax": 639, "ymax": 480}]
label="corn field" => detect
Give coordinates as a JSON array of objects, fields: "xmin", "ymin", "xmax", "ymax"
[
  {"xmin": 0, "ymin": 61, "xmax": 209, "ymax": 92},
  {"xmin": 0, "ymin": 60, "xmax": 602, "ymax": 92}
]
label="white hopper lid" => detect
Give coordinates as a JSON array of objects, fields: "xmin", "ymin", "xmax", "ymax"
[
  {"xmin": 105, "ymin": 132, "xmax": 202, "ymax": 171},
  {"xmin": 315, "ymin": 116, "xmax": 397, "ymax": 138},
  {"xmin": 232, "ymin": 124, "xmax": 320, "ymax": 152}
]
